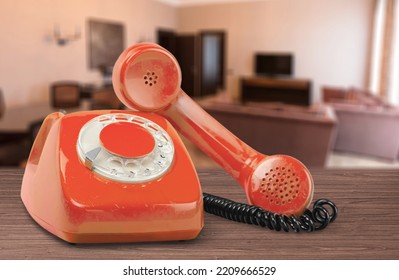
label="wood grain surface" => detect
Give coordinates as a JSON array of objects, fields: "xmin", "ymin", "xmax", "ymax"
[{"xmin": 1, "ymin": 168, "xmax": 398, "ymax": 260}]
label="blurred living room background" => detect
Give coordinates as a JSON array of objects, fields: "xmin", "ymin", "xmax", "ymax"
[{"xmin": 1, "ymin": 0, "xmax": 399, "ymax": 169}]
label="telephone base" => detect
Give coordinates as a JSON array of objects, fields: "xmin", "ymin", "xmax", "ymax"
[
  {"xmin": 28, "ymin": 210, "xmax": 201, "ymax": 244},
  {"xmin": 21, "ymin": 110, "xmax": 204, "ymax": 243}
]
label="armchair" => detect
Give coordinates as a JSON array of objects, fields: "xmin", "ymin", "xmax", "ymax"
[{"xmin": 50, "ymin": 81, "xmax": 81, "ymax": 109}]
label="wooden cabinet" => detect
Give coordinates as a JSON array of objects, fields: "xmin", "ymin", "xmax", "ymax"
[{"xmin": 240, "ymin": 76, "xmax": 312, "ymax": 106}]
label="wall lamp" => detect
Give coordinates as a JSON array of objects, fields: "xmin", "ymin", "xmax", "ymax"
[{"xmin": 53, "ymin": 24, "xmax": 81, "ymax": 46}]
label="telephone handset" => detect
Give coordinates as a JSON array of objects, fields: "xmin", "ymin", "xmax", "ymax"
[
  {"xmin": 21, "ymin": 43, "xmax": 337, "ymax": 244},
  {"xmin": 112, "ymin": 43, "xmax": 337, "ymax": 217}
]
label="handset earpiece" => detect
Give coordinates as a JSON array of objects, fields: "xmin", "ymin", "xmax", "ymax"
[
  {"xmin": 113, "ymin": 43, "xmax": 314, "ymax": 216},
  {"xmin": 113, "ymin": 43, "xmax": 182, "ymax": 112}
]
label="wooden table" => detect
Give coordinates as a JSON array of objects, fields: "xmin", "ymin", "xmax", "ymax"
[{"xmin": 1, "ymin": 168, "xmax": 398, "ymax": 260}]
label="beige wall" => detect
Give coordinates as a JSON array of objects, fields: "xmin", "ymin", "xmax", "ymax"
[
  {"xmin": 177, "ymin": 0, "xmax": 374, "ymax": 102},
  {"xmin": 0, "ymin": 0, "xmax": 176, "ymax": 107},
  {"xmin": 0, "ymin": 0, "xmax": 373, "ymax": 107}
]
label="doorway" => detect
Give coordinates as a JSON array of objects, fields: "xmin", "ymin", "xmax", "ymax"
[
  {"xmin": 157, "ymin": 29, "xmax": 226, "ymax": 97},
  {"xmin": 199, "ymin": 31, "xmax": 225, "ymax": 96}
]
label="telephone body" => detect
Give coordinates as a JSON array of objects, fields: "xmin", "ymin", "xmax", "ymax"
[{"xmin": 21, "ymin": 110, "xmax": 203, "ymax": 243}]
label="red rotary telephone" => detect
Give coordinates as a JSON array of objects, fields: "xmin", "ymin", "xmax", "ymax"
[{"xmin": 21, "ymin": 43, "xmax": 337, "ymax": 243}]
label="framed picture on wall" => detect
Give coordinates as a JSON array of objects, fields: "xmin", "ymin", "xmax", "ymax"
[{"xmin": 88, "ymin": 19, "xmax": 125, "ymax": 73}]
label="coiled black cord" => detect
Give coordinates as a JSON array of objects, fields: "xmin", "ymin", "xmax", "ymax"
[{"xmin": 203, "ymin": 193, "xmax": 337, "ymax": 232}]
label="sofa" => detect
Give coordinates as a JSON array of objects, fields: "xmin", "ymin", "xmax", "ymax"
[
  {"xmin": 200, "ymin": 101, "xmax": 337, "ymax": 167},
  {"xmin": 322, "ymin": 86, "xmax": 399, "ymax": 161}
]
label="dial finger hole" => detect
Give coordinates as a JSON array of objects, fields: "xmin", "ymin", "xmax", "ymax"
[
  {"xmin": 107, "ymin": 157, "xmax": 123, "ymax": 169},
  {"xmin": 125, "ymin": 160, "xmax": 140, "ymax": 176},
  {"xmin": 142, "ymin": 157, "xmax": 155, "ymax": 171}
]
